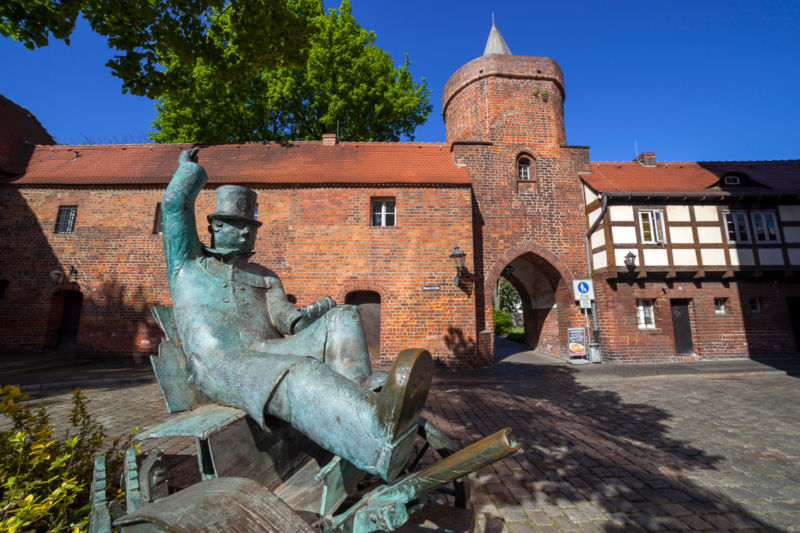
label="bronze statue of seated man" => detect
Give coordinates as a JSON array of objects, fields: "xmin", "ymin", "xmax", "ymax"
[{"xmin": 161, "ymin": 148, "xmax": 432, "ymax": 481}]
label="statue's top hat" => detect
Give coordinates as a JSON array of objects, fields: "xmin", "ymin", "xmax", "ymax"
[{"xmin": 207, "ymin": 185, "xmax": 262, "ymax": 227}]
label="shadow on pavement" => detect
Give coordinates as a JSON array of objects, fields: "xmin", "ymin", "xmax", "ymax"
[{"xmin": 428, "ymin": 361, "xmax": 783, "ymax": 532}]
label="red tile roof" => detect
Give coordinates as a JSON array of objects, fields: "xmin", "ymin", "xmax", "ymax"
[
  {"xmin": 4, "ymin": 142, "xmax": 471, "ymax": 186},
  {"xmin": 582, "ymin": 160, "xmax": 800, "ymax": 195}
]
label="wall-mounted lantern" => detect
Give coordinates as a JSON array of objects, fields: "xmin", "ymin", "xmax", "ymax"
[
  {"xmin": 449, "ymin": 246, "xmax": 467, "ymax": 286},
  {"xmin": 624, "ymin": 251, "xmax": 637, "ymax": 272}
]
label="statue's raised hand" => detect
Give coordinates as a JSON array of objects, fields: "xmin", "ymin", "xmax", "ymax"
[{"xmin": 179, "ymin": 147, "xmax": 199, "ymax": 164}]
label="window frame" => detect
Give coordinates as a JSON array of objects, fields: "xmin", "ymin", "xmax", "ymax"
[
  {"xmin": 636, "ymin": 298, "xmax": 656, "ymax": 329},
  {"xmin": 750, "ymin": 211, "xmax": 780, "ymax": 243},
  {"xmin": 713, "ymin": 297, "xmax": 727, "ymax": 315},
  {"xmin": 638, "ymin": 209, "xmax": 665, "ymax": 244},
  {"xmin": 749, "ymin": 298, "xmax": 761, "ymax": 314},
  {"xmin": 723, "ymin": 211, "xmax": 751, "ymax": 243},
  {"xmin": 54, "ymin": 205, "xmax": 78, "ymax": 234},
  {"xmin": 371, "ymin": 198, "xmax": 396, "ymax": 227},
  {"xmin": 723, "ymin": 175, "xmax": 741, "ymax": 185}
]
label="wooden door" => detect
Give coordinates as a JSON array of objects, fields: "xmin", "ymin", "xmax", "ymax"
[
  {"xmin": 345, "ymin": 291, "xmax": 381, "ymax": 361},
  {"xmin": 57, "ymin": 290, "xmax": 83, "ymax": 353},
  {"xmin": 670, "ymin": 299, "xmax": 694, "ymax": 355}
]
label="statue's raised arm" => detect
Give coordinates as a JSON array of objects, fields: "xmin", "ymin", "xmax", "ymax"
[{"xmin": 161, "ymin": 148, "xmax": 205, "ymax": 281}]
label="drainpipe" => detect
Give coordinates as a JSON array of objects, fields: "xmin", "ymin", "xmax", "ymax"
[{"xmin": 584, "ymin": 193, "xmax": 608, "ymax": 360}]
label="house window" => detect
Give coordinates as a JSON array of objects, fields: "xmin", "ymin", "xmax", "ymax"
[
  {"xmin": 637, "ymin": 299, "xmax": 656, "ymax": 329},
  {"xmin": 371, "ymin": 199, "xmax": 396, "ymax": 227},
  {"xmin": 751, "ymin": 211, "xmax": 779, "ymax": 243},
  {"xmin": 724, "ymin": 211, "xmax": 750, "ymax": 242},
  {"xmin": 153, "ymin": 203, "xmax": 163, "ymax": 234},
  {"xmin": 749, "ymin": 298, "xmax": 761, "ymax": 314},
  {"xmin": 54, "ymin": 206, "xmax": 77, "ymax": 234},
  {"xmin": 517, "ymin": 157, "xmax": 531, "ymax": 181},
  {"xmin": 714, "ymin": 297, "xmax": 727, "ymax": 314},
  {"xmin": 723, "ymin": 175, "xmax": 741, "ymax": 185},
  {"xmin": 638, "ymin": 210, "xmax": 665, "ymax": 244}
]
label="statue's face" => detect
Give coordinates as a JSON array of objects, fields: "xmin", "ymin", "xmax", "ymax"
[{"xmin": 211, "ymin": 218, "xmax": 257, "ymax": 254}]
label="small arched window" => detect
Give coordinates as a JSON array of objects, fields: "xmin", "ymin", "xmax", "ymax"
[
  {"xmin": 723, "ymin": 175, "xmax": 741, "ymax": 185},
  {"xmin": 517, "ymin": 155, "xmax": 533, "ymax": 181}
]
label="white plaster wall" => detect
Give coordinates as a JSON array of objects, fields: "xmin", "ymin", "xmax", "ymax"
[
  {"xmin": 788, "ymin": 249, "xmax": 800, "ymax": 265},
  {"xmin": 609, "ymin": 205, "xmax": 634, "ymax": 222},
  {"xmin": 611, "ymin": 226, "xmax": 637, "ymax": 244},
  {"xmin": 669, "ymin": 226, "xmax": 694, "ymax": 244},
  {"xmin": 590, "ymin": 230, "xmax": 605, "ymax": 248},
  {"xmin": 614, "ymin": 248, "xmax": 638, "ymax": 266},
  {"xmin": 592, "ymin": 251, "xmax": 608, "ymax": 269},
  {"xmin": 758, "ymin": 248, "xmax": 784, "ymax": 265},
  {"xmin": 672, "ymin": 249, "xmax": 698, "ymax": 265},
  {"xmin": 697, "ymin": 227, "xmax": 723, "ymax": 243},
  {"xmin": 729, "ymin": 249, "xmax": 755, "ymax": 266},
  {"xmin": 643, "ymin": 249, "xmax": 669, "ymax": 266},
  {"xmin": 587, "ymin": 209, "xmax": 601, "ymax": 228},
  {"xmin": 584, "ymin": 185, "xmax": 598, "ymax": 205},
  {"xmin": 694, "ymin": 205, "xmax": 719, "ymax": 222},
  {"xmin": 700, "ymin": 249, "xmax": 726, "ymax": 265},
  {"xmin": 666, "ymin": 205, "xmax": 690, "ymax": 222},
  {"xmin": 783, "ymin": 227, "xmax": 800, "ymax": 243},
  {"xmin": 779, "ymin": 205, "xmax": 800, "ymax": 222}
]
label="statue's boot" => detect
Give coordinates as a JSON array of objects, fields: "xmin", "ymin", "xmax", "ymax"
[{"xmin": 266, "ymin": 349, "xmax": 433, "ymax": 481}]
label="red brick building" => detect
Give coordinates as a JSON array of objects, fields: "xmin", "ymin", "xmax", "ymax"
[{"xmin": 1, "ymin": 26, "xmax": 798, "ymax": 364}]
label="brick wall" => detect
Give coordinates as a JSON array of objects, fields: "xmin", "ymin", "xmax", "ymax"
[
  {"xmin": 595, "ymin": 276, "xmax": 800, "ymax": 361},
  {"xmin": 0, "ymin": 184, "xmax": 477, "ymax": 366}
]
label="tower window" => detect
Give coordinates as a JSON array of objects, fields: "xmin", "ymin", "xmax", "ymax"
[
  {"xmin": 517, "ymin": 156, "xmax": 533, "ymax": 181},
  {"xmin": 54, "ymin": 206, "xmax": 77, "ymax": 234},
  {"xmin": 0, "ymin": 280, "xmax": 8, "ymax": 299}
]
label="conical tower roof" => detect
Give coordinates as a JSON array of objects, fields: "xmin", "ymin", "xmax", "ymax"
[{"xmin": 483, "ymin": 22, "xmax": 511, "ymax": 55}]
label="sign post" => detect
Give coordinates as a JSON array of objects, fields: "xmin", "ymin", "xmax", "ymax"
[{"xmin": 570, "ymin": 280, "xmax": 595, "ymax": 364}]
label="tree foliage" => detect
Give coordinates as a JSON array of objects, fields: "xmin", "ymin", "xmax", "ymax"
[
  {"xmin": 498, "ymin": 277, "xmax": 521, "ymax": 316},
  {"xmin": 0, "ymin": 0, "xmax": 313, "ymax": 98},
  {"xmin": 152, "ymin": 0, "xmax": 431, "ymax": 143}
]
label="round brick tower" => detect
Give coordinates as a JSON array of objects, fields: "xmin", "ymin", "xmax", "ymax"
[
  {"xmin": 442, "ymin": 45, "xmax": 566, "ymax": 151},
  {"xmin": 443, "ymin": 24, "xmax": 590, "ymax": 364}
]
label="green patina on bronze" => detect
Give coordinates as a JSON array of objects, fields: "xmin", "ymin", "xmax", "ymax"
[
  {"xmin": 161, "ymin": 148, "xmax": 430, "ymax": 481},
  {"xmin": 89, "ymin": 148, "xmax": 521, "ymax": 533}
]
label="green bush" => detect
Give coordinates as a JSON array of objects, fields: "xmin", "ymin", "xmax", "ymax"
[
  {"xmin": 493, "ymin": 308, "xmax": 514, "ymax": 335},
  {"xmin": 0, "ymin": 385, "xmax": 131, "ymax": 532}
]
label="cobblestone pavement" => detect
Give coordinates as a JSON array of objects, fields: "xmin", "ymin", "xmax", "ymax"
[{"xmin": 11, "ymin": 368, "xmax": 800, "ymax": 532}]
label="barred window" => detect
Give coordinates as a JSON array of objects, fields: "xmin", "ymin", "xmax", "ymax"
[
  {"xmin": 714, "ymin": 297, "xmax": 727, "ymax": 315},
  {"xmin": 54, "ymin": 206, "xmax": 77, "ymax": 234},
  {"xmin": 637, "ymin": 299, "xmax": 655, "ymax": 329}
]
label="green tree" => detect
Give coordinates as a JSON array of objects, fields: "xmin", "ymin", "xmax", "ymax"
[
  {"xmin": 152, "ymin": 0, "xmax": 431, "ymax": 143},
  {"xmin": 498, "ymin": 277, "xmax": 521, "ymax": 316},
  {"xmin": 0, "ymin": 0, "xmax": 313, "ymax": 98}
]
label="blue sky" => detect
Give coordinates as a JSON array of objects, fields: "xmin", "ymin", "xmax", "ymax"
[{"xmin": 1, "ymin": 0, "xmax": 798, "ymax": 161}]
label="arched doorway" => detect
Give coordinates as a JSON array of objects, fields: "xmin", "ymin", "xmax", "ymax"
[
  {"xmin": 345, "ymin": 290, "xmax": 381, "ymax": 362},
  {"xmin": 491, "ymin": 251, "xmax": 578, "ymax": 359},
  {"xmin": 57, "ymin": 290, "xmax": 83, "ymax": 353}
]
